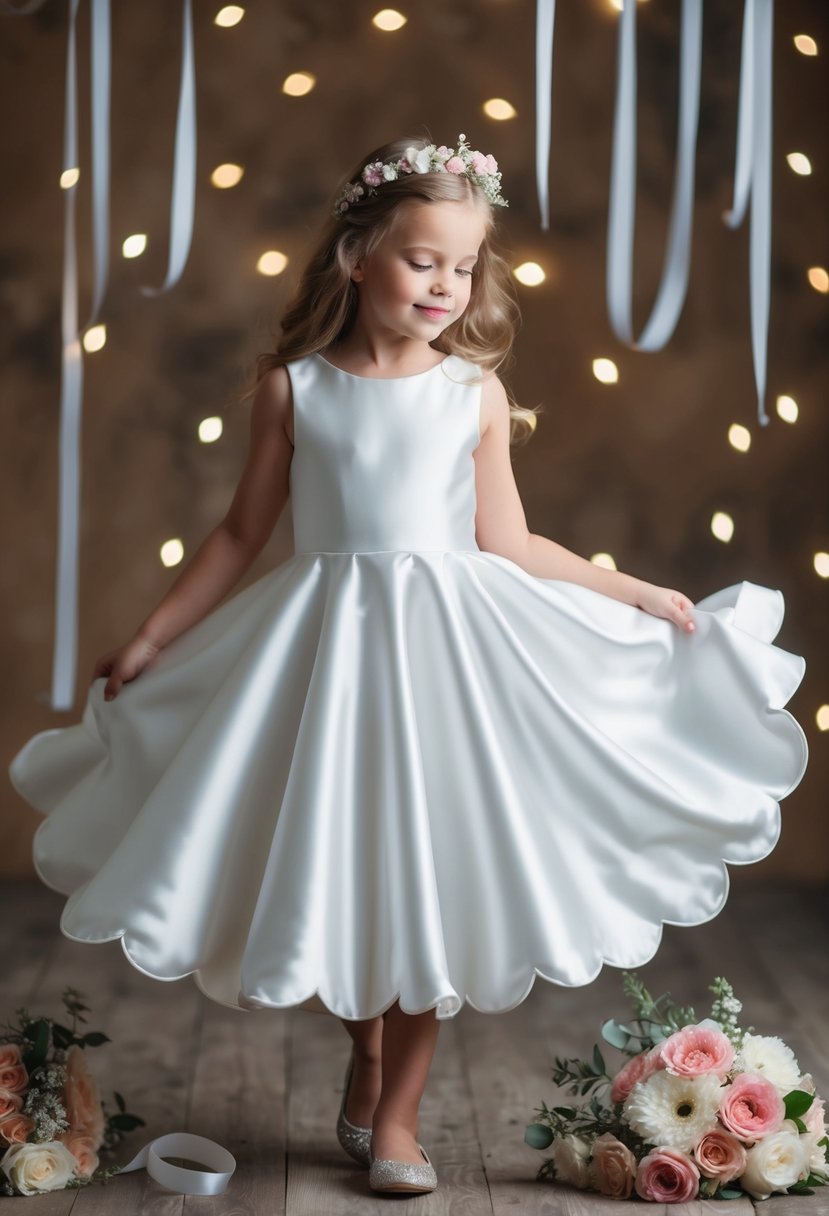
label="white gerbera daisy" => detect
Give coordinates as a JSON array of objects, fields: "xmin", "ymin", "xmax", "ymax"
[
  {"xmin": 624, "ymin": 1071, "xmax": 724, "ymax": 1152},
  {"xmin": 736, "ymin": 1034, "xmax": 801, "ymax": 1095}
]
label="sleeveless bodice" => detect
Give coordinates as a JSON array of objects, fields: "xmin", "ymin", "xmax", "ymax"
[{"xmin": 286, "ymin": 352, "xmax": 483, "ymax": 554}]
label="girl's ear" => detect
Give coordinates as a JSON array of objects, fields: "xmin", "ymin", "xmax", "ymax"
[{"xmin": 350, "ymin": 260, "xmax": 364, "ymax": 284}]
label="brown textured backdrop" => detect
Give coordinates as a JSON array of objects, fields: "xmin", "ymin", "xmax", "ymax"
[{"xmin": 2, "ymin": 0, "xmax": 827, "ymax": 879}]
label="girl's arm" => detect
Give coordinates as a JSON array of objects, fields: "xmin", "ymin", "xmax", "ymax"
[
  {"xmin": 94, "ymin": 366, "xmax": 294, "ymax": 697},
  {"xmin": 472, "ymin": 374, "xmax": 696, "ymax": 633}
]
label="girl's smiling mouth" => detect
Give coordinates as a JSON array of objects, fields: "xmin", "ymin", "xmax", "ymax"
[{"xmin": 415, "ymin": 305, "xmax": 451, "ymax": 319}]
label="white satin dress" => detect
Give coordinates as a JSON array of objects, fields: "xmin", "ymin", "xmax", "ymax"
[{"xmin": 9, "ymin": 352, "xmax": 809, "ymax": 1021}]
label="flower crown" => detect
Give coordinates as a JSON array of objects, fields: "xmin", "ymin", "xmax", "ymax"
[{"xmin": 333, "ymin": 133, "xmax": 508, "ymax": 218}]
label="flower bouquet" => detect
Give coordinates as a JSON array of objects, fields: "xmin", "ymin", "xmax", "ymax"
[
  {"xmin": 0, "ymin": 986, "xmax": 144, "ymax": 1196},
  {"xmin": 525, "ymin": 973, "xmax": 829, "ymax": 1202}
]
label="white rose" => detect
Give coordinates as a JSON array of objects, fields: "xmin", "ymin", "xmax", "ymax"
[
  {"xmin": 404, "ymin": 146, "xmax": 433, "ymax": 174},
  {"xmin": 737, "ymin": 1033, "xmax": 802, "ymax": 1094},
  {"xmin": 739, "ymin": 1124, "xmax": 810, "ymax": 1201},
  {"xmin": 551, "ymin": 1133, "xmax": 592, "ymax": 1189},
  {"xmin": 1, "ymin": 1140, "xmax": 78, "ymax": 1195}
]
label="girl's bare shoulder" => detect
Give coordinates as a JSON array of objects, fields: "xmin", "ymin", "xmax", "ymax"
[{"xmin": 252, "ymin": 363, "xmax": 294, "ymax": 444}]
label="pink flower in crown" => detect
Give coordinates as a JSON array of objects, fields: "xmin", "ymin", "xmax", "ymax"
[
  {"xmin": 436, "ymin": 145, "xmax": 452, "ymax": 159},
  {"xmin": 719, "ymin": 1072, "xmax": 786, "ymax": 1140},
  {"xmin": 659, "ymin": 1021, "xmax": 735, "ymax": 1080},
  {"xmin": 362, "ymin": 162, "xmax": 385, "ymax": 187},
  {"xmin": 444, "ymin": 156, "xmax": 466, "ymax": 175},
  {"xmin": 471, "ymin": 150, "xmax": 489, "ymax": 174},
  {"xmin": 398, "ymin": 157, "xmax": 413, "ymax": 173},
  {"xmin": 484, "ymin": 153, "xmax": 498, "ymax": 174},
  {"xmin": 611, "ymin": 1045, "xmax": 667, "ymax": 1105}
]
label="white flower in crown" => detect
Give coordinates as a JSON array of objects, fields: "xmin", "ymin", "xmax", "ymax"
[
  {"xmin": 404, "ymin": 145, "xmax": 434, "ymax": 173},
  {"xmin": 333, "ymin": 132, "xmax": 508, "ymax": 217}
]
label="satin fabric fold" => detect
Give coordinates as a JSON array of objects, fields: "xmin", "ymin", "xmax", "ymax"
[{"xmin": 9, "ymin": 353, "xmax": 808, "ymax": 1021}]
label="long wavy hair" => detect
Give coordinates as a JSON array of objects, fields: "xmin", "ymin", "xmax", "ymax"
[{"xmin": 245, "ymin": 134, "xmax": 539, "ymax": 444}]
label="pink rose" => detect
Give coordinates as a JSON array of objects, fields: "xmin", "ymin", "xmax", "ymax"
[
  {"xmin": 0, "ymin": 1045, "xmax": 23, "ymax": 1069},
  {"xmin": 0, "ymin": 1087, "xmax": 23, "ymax": 1119},
  {"xmin": 58, "ymin": 1131, "xmax": 100, "ymax": 1179},
  {"xmin": 444, "ymin": 156, "xmax": 465, "ymax": 175},
  {"xmin": 0, "ymin": 1111, "xmax": 36, "ymax": 1145},
  {"xmin": 660, "ymin": 1023, "xmax": 735, "ymax": 1080},
  {"xmin": 62, "ymin": 1047, "xmax": 105, "ymax": 1148},
  {"xmin": 719, "ymin": 1073, "xmax": 785, "ymax": 1141},
  {"xmin": 361, "ymin": 162, "xmax": 384, "ymax": 187},
  {"xmin": 471, "ymin": 151, "xmax": 489, "ymax": 174},
  {"xmin": 588, "ymin": 1132, "xmax": 637, "ymax": 1199},
  {"xmin": 635, "ymin": 1147, "xmax": 700, "ymax": 1203},
  {"xmin": 611, "ymin": 1046, "xmax": 666, "ymax": 1104},
  {"xmin": 693, "ymin": 1129, "xmax": 748, "ymax": 1182},
  {"xmin": 484, "ymin": 153, "xmax": 499, "ymax": 174}
]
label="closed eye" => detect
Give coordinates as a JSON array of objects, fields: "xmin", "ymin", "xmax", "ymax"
[{"xmin": 408, "ymin": 261, "xmax": 474, "ymax": 277}]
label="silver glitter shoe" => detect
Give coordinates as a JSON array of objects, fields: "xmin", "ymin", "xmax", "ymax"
[
  {"xmin": 368, "ymin": 1134, "xmax": 438, "ymax": 1193},
  {"xmin": 336, "ymin": 1049, "xmax": 372, "ymax": 1167}
]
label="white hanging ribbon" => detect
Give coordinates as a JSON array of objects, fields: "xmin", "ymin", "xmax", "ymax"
[
  {"xmin": 12, "ymin": 0, "xmax": 196, "ymax": 711},
  {"xmin": 606, "ymin": 0, "xmax": 702, "ymax": 351},
  {"xmin": 722, "ymin": 0, "xmax": 773, "ymax": 426},
  {"xmin": 116, "ymin": 1132, "xmax": 236, "ymax": 1196},
  {"xmin": 141, "ymin": 0, "xmax": 197, "ymax": 297},
  {"xmin": 535, "ymin": 0, "xmax": 556, "ymax": 231}
]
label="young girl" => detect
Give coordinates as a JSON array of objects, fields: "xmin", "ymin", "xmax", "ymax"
[{"xmin": 9, "ymin": 132, "xmax": 808, "ymax": 1197}]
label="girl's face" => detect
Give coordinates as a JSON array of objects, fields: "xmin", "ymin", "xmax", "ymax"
[{"xmin": 350, "ymin": 200, "xmax": 488, "ymax": 343}]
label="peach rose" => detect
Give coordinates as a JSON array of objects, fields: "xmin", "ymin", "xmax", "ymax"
[
  {"xmin": 58, "ymin": 1131, "xmax": 100, "ymax": 1179},
  {"xmin": 0, "ymin": 1088, "xmax": 23, "ymax": 1119},
  {"xmin": 635, "ymin": 1147, "xmax": 700, "ymax": 1203},
  {"xmin": 587, "ymin": 1132, "xmax": 637, "ymax": 1199},
  {"xmin": 693, "ymin": 1128, "xmax": 748, "ymax": 1182},
  {"xmin": 611, "ymin": 1046, "xmax": 666, "ymax": 1104},
  {"xmin": 62, "ymin": 1046, "xmax": 105, "ymax": 1148},
  {"xmin": 660, "ymin": 1021, "xmax": 735, "ymax": 1080},
  {"xmin": 719, "ymin": 1072, "xmax": 785, "ymax": 1141},
  {"xmin": 0, "ymin": 1112, "xmax": 35, "ymax": 1145},
  {"xmin": 0, "ymin": 1045, "xmax": 27, "ymax": 1095}
]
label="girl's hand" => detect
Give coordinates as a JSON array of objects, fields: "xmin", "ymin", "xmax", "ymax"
[
  {"xmin": 91, "ymin": 635, "xmax": 162, "ymax": 701},
  {"xmin": 635, "ymin": 584, "xmax": 696, "ymax": 633}
]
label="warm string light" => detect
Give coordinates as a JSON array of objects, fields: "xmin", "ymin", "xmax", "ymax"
[
  {"xmin": 282, "ymin": 72, "xmax": 315, "ymax": 96},
  {"xmin": 814, "ymin": 553, "xmax": 829, "ymax": 580},
  {"xmin": 592, "ymin": 358, "xmax": 618, "ymax": 385},
  {"xmin": 590, "ymin": 553, "xmax": 617, "ymax": 571},
  {"xmin": 214, "ymin": 6, "xmax": 244, "ymax": 28},
  {"xmin": 728, "ymin": 424, "xmax": 751, "ymax": 453},
  {"xmin": 211, "ymin": 163, "xmax": 244, "ymax": 189},
  {"xmin": 786, "ymin": 151, "xmax": 812, "ymax": 176},
  {"xmin": 198, "ymin": 417, "xmax": 223, "ymax": 443},
  {"xmin": 82, "ymin": 324, "xmax": 106, "ymax": 353},
  {"xmin": 122, "ymin": 234, "xmax": 147, "ymax": 258},
  {"xmin": 160, "ymin": 539, "xmax": 184, "ymax": 567},
  {"xmin": 372, "ymin": 9, "xmax": 407, "ymax": 32},
  {"xmin": 257, "ymin": 250, "xmax": 289, "ymax": 276},
  {"xmin": 807, "ymin": 267, "xmax": 828, "ymax": 294},
  {"xmin": 793, "ymin": 34, "xmax": 818, "ymax": 57},
  {"xmin": 483, "ymin": 98, "xmax": 517, "ymax": 121},
  {"xmin": 513, "ymin": 262, "xmax": 546, "ymax": 287},
  {"xmin": 710, "ymin": 512, "xmax": 734, "ymax": 543}
]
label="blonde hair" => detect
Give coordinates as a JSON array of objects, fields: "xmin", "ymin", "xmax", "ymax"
[{"xmin": 247, "ymin": 135, "xmax": 539, "ymax": 444}]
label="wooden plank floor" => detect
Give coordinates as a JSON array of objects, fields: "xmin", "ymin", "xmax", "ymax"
[{"xmin": 1, "ymin": 878, "xmax": 827, "ymax": 1214}]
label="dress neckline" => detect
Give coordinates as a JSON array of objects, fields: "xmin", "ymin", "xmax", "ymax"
[{"xmin": 314, "ymin": 352, "xmax": 451, "ymax": 382}]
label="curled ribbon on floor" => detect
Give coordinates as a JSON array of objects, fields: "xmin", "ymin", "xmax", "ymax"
[{"xmin": 116, "ymin": 1132, "xmax": 236, "ymax": 1196}]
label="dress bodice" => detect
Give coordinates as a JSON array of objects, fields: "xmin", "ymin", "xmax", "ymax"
[{"xmin": 285, "ymin": 352, "xmax": 484, "ymax": 554}]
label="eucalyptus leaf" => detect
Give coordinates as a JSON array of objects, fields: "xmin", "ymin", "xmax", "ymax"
[
  {"xmin": 718, "ymin": 1187, "xmax": 744, "ymax": 1199},
  {"xmin": 600, "ymin": 1018, "xmax": 631, "ymax": 1050},
  {"xmin": 592, "ymin": 1045, "xmax": 606, "ymax": 1075},
  {"xmin": 524, "ymin": 1123, "xmax": 554, "ymax": 1150}
]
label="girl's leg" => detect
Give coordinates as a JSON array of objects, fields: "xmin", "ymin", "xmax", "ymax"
[
  {"xmin": 371, "ymin": 1001, "xmax": 441, "ymax": 1164},
  {"xmin": 339, "ymin": 1015, "xmax": 384, "ymax": 1126}
]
